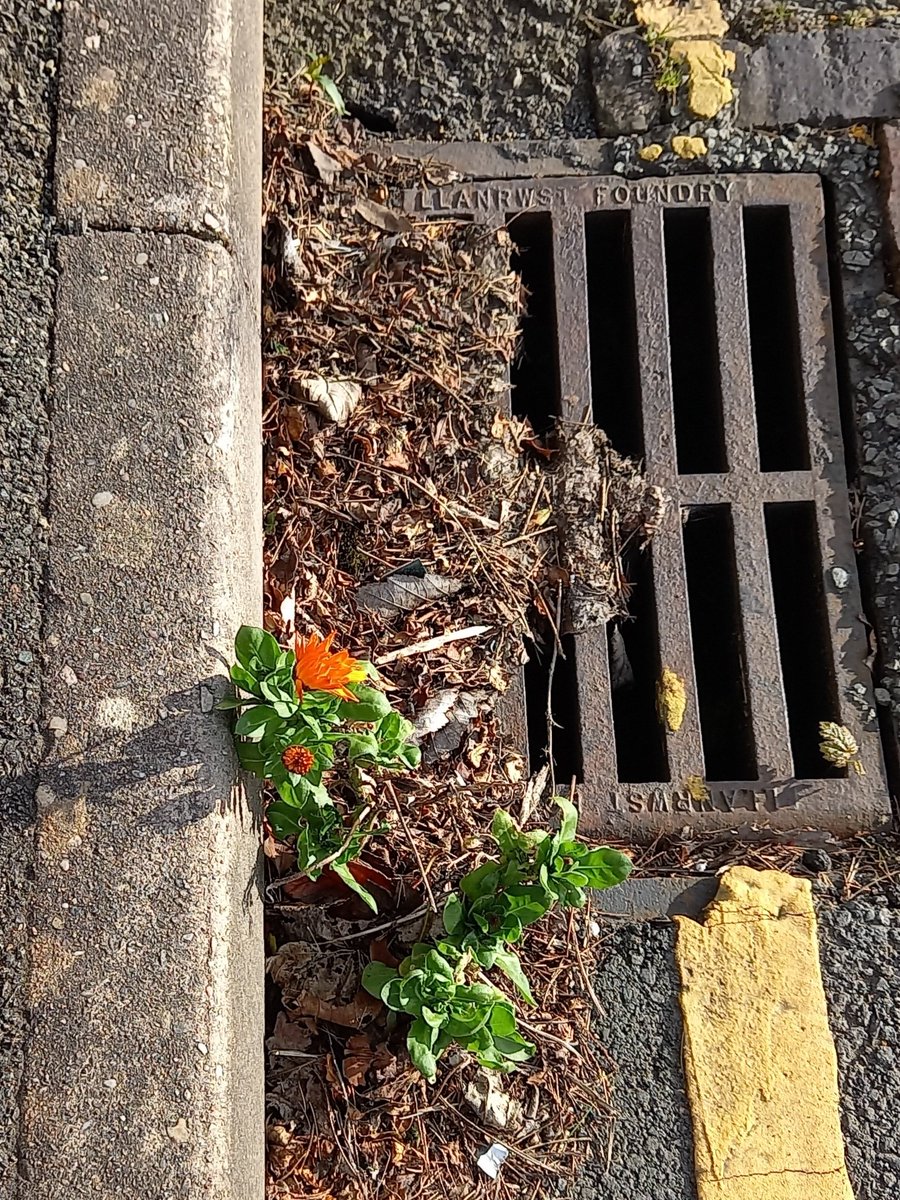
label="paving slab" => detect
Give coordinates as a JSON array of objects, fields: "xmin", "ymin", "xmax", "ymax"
[
  {"xmin": 56, "ymin": 0, "xmax": 261, "ymax": 247},
  {"xmin": 736, "ymin": 29, "xmax": 900, "ymax": 128},
  {"xmin": 18, "ymin": 229, "xmax": 263, "ymax": 1200},
  {"xmin": 0, "ymin": 0, "xmax": 266, "ymax": 1195}
]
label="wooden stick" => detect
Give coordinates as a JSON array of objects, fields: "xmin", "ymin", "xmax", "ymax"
[{"xmin": 374, "ymin": 624, "xmax": 492, "ymax": 664}]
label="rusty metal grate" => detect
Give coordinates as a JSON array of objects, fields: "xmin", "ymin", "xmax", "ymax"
[{"xmin": 403, "ymin": 171, "xmax": 890, "ymax": 834}]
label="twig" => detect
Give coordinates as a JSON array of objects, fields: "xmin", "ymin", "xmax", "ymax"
[
  {"xmin": 386, "ymin": 780, "xmax": 438, "ymax": 912},
  {"xmin": 375, "ymin": 625, "xmax": 492, "ymax": 664},
  {"xmin": 503, "ymin": 524, "xmax": 557, "ymax": 548},
  {"xmin": 315, "ymin": 804, "xmax": 373, "ymax": 871},
  {"xmin": 267, "ymin": 805, "xmax": 373, "ymax": 898}
]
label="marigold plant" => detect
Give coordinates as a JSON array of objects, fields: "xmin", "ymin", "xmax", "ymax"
[{"xmin": 222, "ymin": 625, "xmax": 420, "ymax": 910}]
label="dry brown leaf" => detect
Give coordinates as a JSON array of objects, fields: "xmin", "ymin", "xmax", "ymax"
[
  {"xmin": 297, "ymin": 375, "xmax": 362, "ymax": 426},
  {"xmin": 267, "ymin": 1010, "xmax": 314, "ymax": 1054},
  {"xmin": 353, "ymin": 196, "xmax": 414, "ymax": 233},
  {"xmin": 306, "ymin": 140, "xmax": 342, "ymax": 185},
  {"xmin": 356, "ymin": 572, "xmax": 464, "ymax": 618},
  {"xmin": 292, "ymin": 988, "xmax": 382, "ymax": 1029}
]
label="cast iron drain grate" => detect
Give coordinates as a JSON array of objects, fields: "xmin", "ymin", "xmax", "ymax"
[{"xmin": 403, "ymin": 171, "xmax": 890, "ymax": 834}]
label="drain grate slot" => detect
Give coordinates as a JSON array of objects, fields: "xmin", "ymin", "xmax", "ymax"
[
  {"xmin": 405, "ymin": 171, "xmax": 890, "ymax": 833},
  {"xmin": 585, "ymin": 210, "xmax": 643, "ymax": 458},
  {"xmin": 509, "ymin": 211, "xmax": 559, "ymax": 433},
  {"xmin": 664, "ymin": 208, "xmax": 727, "ymax": 475},
  {"xmin": 683, "ymin": 506, "xmax": 757, "ymax": 781},
  {"xmin": 523, "ymin": 634, "xmax": 583, "ymax": 783},
  {"xmin": 743, "ymin": 206, "xmax": 809, "ymax": 472},
  {"xmin": 607, "ymin": 549, "xmax": 668, "ymax": 784},
  {"xmin": 765, "ymin": 502, "xmax": 842, "ymax": 778}
]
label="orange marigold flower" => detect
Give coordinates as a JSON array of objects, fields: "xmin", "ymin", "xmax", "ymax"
[
  {"xmin": 293, "ymin": 631, "xmax": 367, "ymax": 702},
  {"xmin": 281, "ymin": 745, "xmax": 315, "ymax": 776}
]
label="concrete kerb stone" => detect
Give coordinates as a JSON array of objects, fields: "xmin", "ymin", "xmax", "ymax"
[{"xmin": 12, "ymin": 1, "xmax": 265, "ymax": 1198}]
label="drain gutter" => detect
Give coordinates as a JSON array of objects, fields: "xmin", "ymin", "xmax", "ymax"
[{"xmin": 14, "ymin": 2, "xmax": 266, "ymax": 1198}]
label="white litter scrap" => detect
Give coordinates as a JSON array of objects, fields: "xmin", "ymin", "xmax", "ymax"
[{"xmin": 476, "ymin": 1142, "xmax": 509, "ymax": 1180}]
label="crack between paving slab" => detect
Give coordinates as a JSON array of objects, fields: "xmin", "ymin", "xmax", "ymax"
[
  {"xmin": 55, "ymin": 220, "xmax": 233, "ymax": 254},
  {"xmin": 703, "ymin": 1165, "xmax": 847, "ymax": 1182}
]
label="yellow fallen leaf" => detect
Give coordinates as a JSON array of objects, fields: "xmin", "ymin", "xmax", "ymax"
[
  {"xmin": 638, "ymin": 143, "xmax": 664, "ymax": 162},
  {"xmin": 670, "ymin": 40, "xmax": 735, "ymax": 117},
  {"xmin": 658, "ymin": 667, "xmax": 687, "ymax": 732},
  {"xmin": 672, "ymin": 135, "xmax": 708, "ymax": 160},
  {"xmin": 848, "ymin": 122, "xmax": 875, "ymax": 146},
  {"xmin": 818, "ymin": 721, "xmax": 864, "ymax": 775},
  {"xmin": 635, "ymin": 0, "xmax": 728, "ymax": 38},
  {"xmin": 530, "ymin": 506, "xmax": 552, "ymax": 528}
]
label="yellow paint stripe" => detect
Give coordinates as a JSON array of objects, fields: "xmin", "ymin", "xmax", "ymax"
[{"xmin": 674, "ymin": 867, "xmax": 854, "ymax": 1200}]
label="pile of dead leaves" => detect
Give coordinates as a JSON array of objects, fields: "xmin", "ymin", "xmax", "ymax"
[{"xmin": 260, "ymin": 84, "xmax": 659, "ymax": 1200}]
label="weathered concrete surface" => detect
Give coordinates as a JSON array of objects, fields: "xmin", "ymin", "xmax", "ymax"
[
  {"xmin": 0, "ymin": 0, "xmax": 266, "ymax": 1196},
  {"xmin": 266, "ymin": 0, "xmax": 596, "ymax": 140},
  {"xmin": 56, "ymin": 0, "xmax": 261, "ymax": 246},
  {"xmin": 18, "ymin": 230, "xmax": 263, "ymax": 1200},
  {"xmin": 736, "ymin": 29, "xmax": 900, "ymax": 128},
  {"xmin": 0, "ymin": 0, "xmax": 57, "ymax": 1190},
  {"xmin": 592, "ymin": 875, "xmax": 717, "ymax": 921}
]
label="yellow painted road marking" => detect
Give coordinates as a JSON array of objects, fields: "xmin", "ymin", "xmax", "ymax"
[{"xmin": 675, "ymin": 867, "xmax": 854, "ymax": 1200}]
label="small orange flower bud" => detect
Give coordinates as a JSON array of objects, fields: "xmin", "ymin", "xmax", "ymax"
[{"xmin": 281, "ymin": 745, "xmax": 315, "ymax": 776}]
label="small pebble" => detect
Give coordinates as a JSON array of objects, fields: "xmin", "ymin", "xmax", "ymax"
[
  {"xmin": 803, "ymin": 848, "xmax": 832, "ymax": 874},
  {"xmin": 92, "ymin": 491, "xmax": 113, "ymax": 509}
]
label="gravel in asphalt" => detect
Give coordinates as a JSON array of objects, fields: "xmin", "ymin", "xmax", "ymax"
[{"xmin": 0, "ymin": 0, "xmax": 58, "ymax": 1188}]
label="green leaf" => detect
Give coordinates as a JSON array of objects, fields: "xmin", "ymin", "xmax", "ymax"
[
  {"xmin": 362, "ymin": 962, "xmax": 399, "ymax": 1000},
  {"xmin": 318, "ymin": 72, "xmax": 347, "ymax": 116},
  {"xmin": 408, "ymin": 1018, "xmax": 438, "ymax": 1081},
  {"xmin": 216, "ymin": 695, "xmax": 249, "ymax": 710},
  {"xmin": 554, "ymin": 795, "xmax": 579, "ymax": 843},
  {"xmin": 267, "ymin": 801, "xmax": 305, "ymax": 838},
  {"xmin": 421, "ymin": 1005, "xmax": 446, "ymax": 1030},
  {"xmin": 345, "ymin": 732, "xmax": 380, "ymax": 761},
  {"xmin": 337, "ymin": 687, "xmax": 392, "ymax": 722},
  {"xmin": 491, "ymin": 1031, "xmax": 535, "ymax": 1061},
  {"xmin": 423, "ymin": 949, "xmax": 455, "ymax": 983},
  {"xmin": 460, "ymin": 861, "xmax": 500, "ymax": 902},
  {"xmin": 230, "ymin": 663, "xmax": 264, "ymax": 697},
  {"xmin": 235, "ymin": 625, "xmax": 280, "ymax": 672},
  {"xmin": 399, "ymin": 743, "xmax": 422, "ymax": 769},
  {"xmin": 574, "ymin": 846, "xmax": 634, "ymax": 890},
  {"xmin": 233, "ymin": 704, "xmax": 280, "ymax": 739},
  {"xmin": 487, "ymin": 1003, "xmax": 519, "ymax": 1038},
  {"xmin": 443, "ymin": 893, "xmax": 465, "ymax": 934},
  {"xmin": 492, "ymin": 809, "xmax": 533, "ymax": 860},
  {"xmin": 492, "ymin": 947, "xmax": 535, "ymax": 1004},
  {"xmin": 333, "ymin": 860, "xmax": 378, "ymax": 913},
  {"xmin": 235, "ymin": 739, "xmax": 266, "ymax": 777}
]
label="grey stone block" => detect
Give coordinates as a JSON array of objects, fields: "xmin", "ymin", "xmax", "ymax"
[
  {"xmin": 589, "ymin": 30, "xmax": 662, "ymax": 135},
  {"xmin": 18, "ymin": 229, "xmax": 264, "ymax": 1200},
  {"xmin": 736, "ymin": 29, "xmax": 900, "ymax": 128}
]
